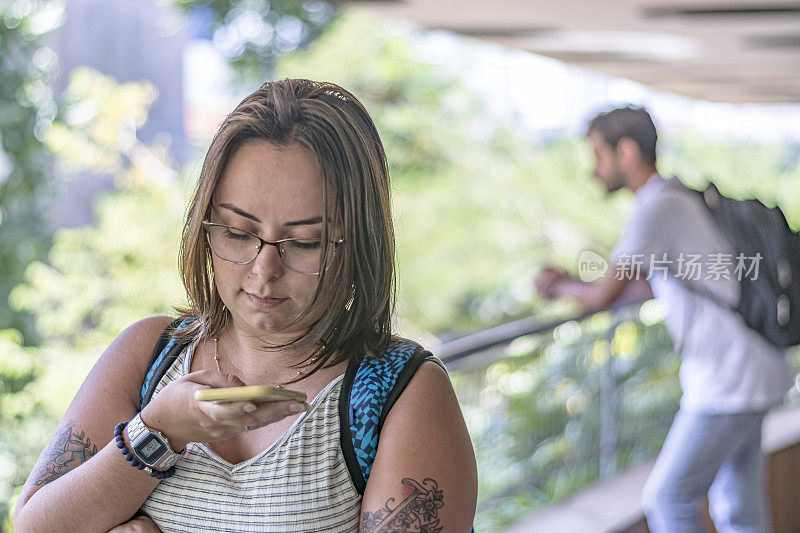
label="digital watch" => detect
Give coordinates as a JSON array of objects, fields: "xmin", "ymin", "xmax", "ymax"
[{"xmin": 126, "ymin": 412, "xmax": 185, "ymax": 471}]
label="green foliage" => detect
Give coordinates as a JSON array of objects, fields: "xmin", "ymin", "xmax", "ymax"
[
  {"xmin": 0, "ymin": 1, "xmax": 62, "ymax": 337},
  {"xmin": 10, "ymin": 69, "xmax": 186, "ymax": 348},
  {"xmin": 44, "ymin": 67, "xmax": 158, "ymax": 175},
  {"xmin": 10, "ymin": 184, "xmax": 185, "ymax": 348},
  {"xmin": 0, "ymin": 330, "xmax": 42, "ymax": 529},
  {"xmin": 661, "ymin": 135, "xmax": 800, "ymax": 230},
  {"xmin": 168, "ymin": 0, "xmax": 334, "ymax": 84}
]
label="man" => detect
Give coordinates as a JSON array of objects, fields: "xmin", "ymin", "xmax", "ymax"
[{"xmin": 536, "ymin": 106, "xmax": 790, "ymax": 532}]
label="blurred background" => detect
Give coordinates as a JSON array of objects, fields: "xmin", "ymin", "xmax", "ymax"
[{"xmin": 1, "ymin": 1, "xmax": 799, "ymax": 531}]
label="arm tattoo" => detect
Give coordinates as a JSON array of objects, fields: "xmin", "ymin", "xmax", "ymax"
[
  {"xmin": 361, "ymin": 477, "xmax": 444, "ymax": 533},
  {"xmin": 31, "ymin": 419, "xmax": 99, "ymax": 486}
]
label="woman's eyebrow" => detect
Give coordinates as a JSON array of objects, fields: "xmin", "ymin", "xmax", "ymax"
[
  {"xmin": 284, "ymin": 216, "xmax": 323, "ymax": 227},
  {"xmin": 218, "ymin": 203, "xmax": 324, "ymax": 227},
  {"xmin": 218, "ymin": 203, "xmax": 261, "ymax": 223}
]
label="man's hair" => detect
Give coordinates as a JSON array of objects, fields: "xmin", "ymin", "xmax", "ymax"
[{"xmin": 587, "ymin": 106, "xmax": 658, "ymax": 165}]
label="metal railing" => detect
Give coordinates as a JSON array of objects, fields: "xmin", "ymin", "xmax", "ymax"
[
  {"xmin": 440, "ymin": 300, "xmax": 800, "ymax": 532},
  {"xmin": 438, "ymin": 299, "xmax": 682, "ymax": 532}
]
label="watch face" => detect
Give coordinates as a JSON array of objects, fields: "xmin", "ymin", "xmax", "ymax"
[{"xmin": 135, "ymin": 434, "xmax": 168, "ymax": 464}]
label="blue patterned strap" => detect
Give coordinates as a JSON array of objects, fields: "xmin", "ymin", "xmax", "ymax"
[
  {"xmin": 139, "ymin": 317, "xmax": 194, "ymax": 410},
  {"xmin": 338, "ymin": 337, "xmax": 445, "ymax": 495}
]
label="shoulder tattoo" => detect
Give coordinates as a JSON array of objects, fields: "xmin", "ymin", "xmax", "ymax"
[
  {"xmin": 31, "ymin": 419, "xmax": 99, "ymax": 486},
  {"xmin": 361, "ymin": 477, "xmax": 445, "ymax": 533}
]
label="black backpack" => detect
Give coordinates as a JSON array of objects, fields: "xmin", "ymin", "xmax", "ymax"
[{"xmin": 670, "ymin": 179, "xmax": 800, "ymax": 347}]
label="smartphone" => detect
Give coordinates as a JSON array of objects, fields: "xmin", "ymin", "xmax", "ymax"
[{"xmin": 195, "ymin": 385, "xmax": 307, "ymax": 403}]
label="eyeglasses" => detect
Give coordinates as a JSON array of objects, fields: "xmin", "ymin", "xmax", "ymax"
[{"xmin": 202, "ymin": 221, "xmax": 343, "ymax": 275}]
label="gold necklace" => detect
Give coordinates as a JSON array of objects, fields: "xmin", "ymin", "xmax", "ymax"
[{"xmin": 213, "ymin": 337, "xmax": 320, "ymax": 387}]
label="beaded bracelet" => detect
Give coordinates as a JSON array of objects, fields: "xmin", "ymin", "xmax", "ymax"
[{"xmin": 114, "ymin": 421, "xmax": 176, "ymax": 479}]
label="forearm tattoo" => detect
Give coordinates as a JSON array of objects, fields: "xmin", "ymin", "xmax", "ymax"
[
  {"xmin": 31, "ymin": 419, "xmax": 98, "ymax": 486},
  {"xmin": 361, "ymin": 477, "xmax": 444, "ymax": 533}
]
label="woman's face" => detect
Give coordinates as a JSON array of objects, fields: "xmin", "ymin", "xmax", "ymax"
[{"xmin": 209, "ymin": 141, "xmax": 334, "ymax": 338}]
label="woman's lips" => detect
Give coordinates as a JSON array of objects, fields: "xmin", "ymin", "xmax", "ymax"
[{"xmin": 247, "ymin": 292, "xmax": 288, "ymax": 309}]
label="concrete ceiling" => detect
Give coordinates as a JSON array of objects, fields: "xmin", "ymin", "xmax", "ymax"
[{"xmin": 341, "ymin": 1, "xmax": 800, "ymax": 103}]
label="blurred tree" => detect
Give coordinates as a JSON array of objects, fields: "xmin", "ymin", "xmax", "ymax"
[
  {"xmin": 11, "ymin": 67, "xmax": 186, "ymax": 349},
  {"xmin": 170, "ymin": 0, "xmax": 334, "ymax": 84},
  {"xmin": 661, "ymin": 134, "xmax": 800, "ymax": 230},
  {"xmin": 0, "ymin": 328, "xmax": 42, "ymax": 530},
  {"xmin": 0, "ymin": 0, "xmax": 63, "ymax": 339}
]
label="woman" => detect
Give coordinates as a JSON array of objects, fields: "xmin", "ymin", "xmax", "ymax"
[{"xmin": 13, "ymin": 79, "xmax": 477, "ymax": 532}]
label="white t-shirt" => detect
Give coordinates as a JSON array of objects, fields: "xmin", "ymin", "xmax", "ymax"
[{"xmin": 611, "ymin": 174, "xmax": 791, "ymax": 413}]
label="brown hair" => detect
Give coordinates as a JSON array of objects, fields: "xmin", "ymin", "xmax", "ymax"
[
  {"xmin": 174, "ymin": 79, "xmax": 395, "ymax": 377},
  {"xmin": 587, "ymin": 105, "xmax": 658, "ymax": 165}
]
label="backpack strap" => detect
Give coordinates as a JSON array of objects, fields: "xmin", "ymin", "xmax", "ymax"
[
  {"xmin": 140, "ymin": 318, "xmax": 194, "ymax": 410},
  {"xmin": 338, "ymin": 338, "xmax": 444, "ymax": 494}
]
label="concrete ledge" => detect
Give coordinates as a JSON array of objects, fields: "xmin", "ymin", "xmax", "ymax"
[
  {"xmin": 502, "ymin": 404, "xmax": 800, "ymax": 533},
  {"xmin": 502, "ymin": 461, "xmax": 653, "ymax": 533}
]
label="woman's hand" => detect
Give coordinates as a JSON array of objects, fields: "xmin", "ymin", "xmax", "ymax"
[
  {"xmin": 139, "ymin": 370, "xmax": 309, "ymax": 451},
  {"xmin": 108, "ymin": 515, "xmax": 161, "ymax": 532}
]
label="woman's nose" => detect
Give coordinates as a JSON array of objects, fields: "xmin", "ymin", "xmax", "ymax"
[{"xmin": 250, "ymin": 242, "xmax": 284, "ymax": 279}]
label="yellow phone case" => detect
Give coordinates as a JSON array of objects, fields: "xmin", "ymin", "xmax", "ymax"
[{"xmin": 195, "ymin": 385, "xmax": 307, "ymax": 403}]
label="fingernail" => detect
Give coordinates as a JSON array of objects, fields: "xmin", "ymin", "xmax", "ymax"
[
  {"xmin": 288, "ymin": 403, "xmax": 307, "ymax": 413},
  {"xmin": 243, "ymin": 404, "xmax": 257, "ymax": 413}
]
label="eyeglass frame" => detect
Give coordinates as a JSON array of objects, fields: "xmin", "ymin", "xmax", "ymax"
[{"xmin": 201, "ymin": 221, "xmax": 344, "ymax": 275}]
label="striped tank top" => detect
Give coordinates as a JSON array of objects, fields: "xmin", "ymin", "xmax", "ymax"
[{"xmin": 139, "ymin": 340, "xmax": 361, "ymax": 532}]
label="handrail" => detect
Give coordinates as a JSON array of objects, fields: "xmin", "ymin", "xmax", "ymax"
[
  {"xmin": 437, "ymin": 297, "xmax": 649, "ymax": 365},
  {"xmin": 437, "ymin": 313, "xmax": 593, "ymax": 363}
]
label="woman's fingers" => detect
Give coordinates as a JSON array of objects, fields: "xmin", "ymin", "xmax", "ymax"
[
  {"xmin": 197, "ymin": 398, "xmax": 309, "ymax": 427},
  {"xmin": 195, "ymin": 399, "xmax": 262, "ymax": 422},
  {"xmin": 229, "ymin": 400, "xmax": 311, "ymax": 430},
  {"xmin": 186, "ymin": 369, "xmax": 247, "ymax": 389}
]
